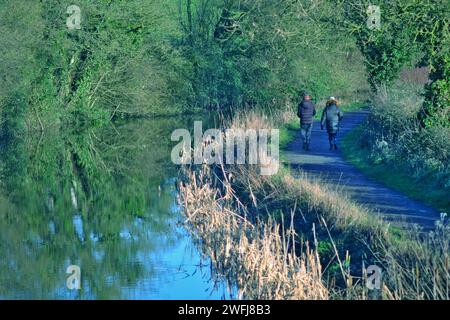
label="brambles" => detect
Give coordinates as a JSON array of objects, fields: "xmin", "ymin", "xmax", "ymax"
[{"xmin": 357, "ymin": 82, "xmax": 450, "ymax": 210}]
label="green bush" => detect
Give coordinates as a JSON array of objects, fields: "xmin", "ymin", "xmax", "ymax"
[{"xmin": 360, "ymin": 82, "xmax": 450, "ymax": 193}]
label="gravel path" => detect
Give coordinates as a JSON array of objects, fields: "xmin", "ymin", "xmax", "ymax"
[{"xmin": 283, "ymin": 109, "xmax": 440, "ymax": 229}]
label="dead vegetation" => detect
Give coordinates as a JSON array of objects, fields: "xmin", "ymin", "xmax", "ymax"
[
  {"xmin": 179, "ymin": 165, "xmax": 328, "ymax": 300},
  {"xmin": 177, "ymin": 109, "xmax": 449, "ymax": 300}
]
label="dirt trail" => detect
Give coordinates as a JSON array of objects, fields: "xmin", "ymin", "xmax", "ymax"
[{"xmin": 283, "ymin": 109, "xmax": 439, "ymax": 229}]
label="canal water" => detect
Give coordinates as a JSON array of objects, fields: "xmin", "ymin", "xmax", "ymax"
[{"xmin": 0, "ymin": 115, "xmax": 230, "ymax": 299}]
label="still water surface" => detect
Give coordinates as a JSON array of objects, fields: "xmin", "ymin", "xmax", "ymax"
[{"xmin": 0, "ymin": 115, "xmax": 230, "ymax": 299}]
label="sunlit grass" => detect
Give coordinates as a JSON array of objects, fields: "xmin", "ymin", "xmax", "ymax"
[{"xmin": 180, "ymin": 109, "xmax": 450, "ymax": 300}]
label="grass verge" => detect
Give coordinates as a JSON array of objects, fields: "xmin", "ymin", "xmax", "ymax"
[
  {"xmin": 279, "ymin": 119, "xmax": 299, "ymax": 150},
  {"xmin": 341, "ymin": 125, "xmax": 450, "ymax": 213}
]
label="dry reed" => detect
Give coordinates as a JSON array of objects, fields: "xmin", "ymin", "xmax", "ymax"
[
  {"xmin": 178, "ymin": 108, "xmax": 449, "ymax": 300},
  {"xmin": 179, "ymin": 165, "xmax": 328, "ymax": 300}
]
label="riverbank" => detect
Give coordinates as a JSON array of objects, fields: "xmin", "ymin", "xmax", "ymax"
[{"xmin": 179, "ymin": 108, "xmax": 449, "ymax": 300}]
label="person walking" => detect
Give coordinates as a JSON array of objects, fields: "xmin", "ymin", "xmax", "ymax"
[
  {"xmin": 297, "ymin": 93, "xmax": 316, "ymax": 151},
  {"xmin": 321, "ymin": 97, "xmax": 343, "ymax": 150}
]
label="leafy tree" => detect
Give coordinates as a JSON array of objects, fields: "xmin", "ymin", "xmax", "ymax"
[{"xmin": 343, "ymin": 0, "xmax": 449, "ymax": 127}]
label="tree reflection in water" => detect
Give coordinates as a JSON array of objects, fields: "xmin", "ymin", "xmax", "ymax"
[{"xmin": 0, "ymin": 115, "xmax": 227, "ymax": 299}]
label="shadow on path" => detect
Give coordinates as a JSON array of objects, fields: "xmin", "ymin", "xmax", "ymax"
[{"xmin": 283, "ymin": 109, "xmax": 439, "ymax": 229}]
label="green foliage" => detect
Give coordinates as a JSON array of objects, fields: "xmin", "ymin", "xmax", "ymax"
[
  {"xmin": 279, "ymin": 119, "xmax": 299, "ymax": 151},
  {"xmin": 344, "ymin": 0, "xmax": 416, "ymax": 87},
  {"xmin": 343, "ymin": 0, "xmax": 449, "ymax": 126},
  {"xmin": 420, "ymin": 44, "xmax": 450, "ymax": 128},
  {"xmin": 0, "ymin": 0, "xmax": 371, "ymax": 129},
  {"xmin": 0, "ymin": 0, "xmax": 445, "ymax": 128},
  {"xmin": 341, "ymin": 83, "xmax": 450, "ymax": 212},
  {"xmin": 177, "ymin": 0, "xmax": 369, "ymax": 109},
  {"xmin": 0, "ymin": 0, "xmax": 194, "ymax": 131}
]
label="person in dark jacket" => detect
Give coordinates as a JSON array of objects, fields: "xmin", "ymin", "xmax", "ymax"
[
  {"xmin": 297, "ymin": 93, "xmax": 316, "ymax": 151},
  {"xmin": 321, "ymin": 97, "xmax": 343, "ymax": 150}
]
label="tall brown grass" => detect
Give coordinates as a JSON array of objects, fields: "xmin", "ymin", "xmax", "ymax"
[
  {"xmin": 179, "ymin": 165, "xmax": 328, "ymax": 300},
  {"xmin": 178, "ymin": 108, "xmax": 449, "ymax": 300}
]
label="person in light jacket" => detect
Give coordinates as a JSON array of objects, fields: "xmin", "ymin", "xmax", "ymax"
[{"xmin": 321, "ymin": 97, "xmax": 343, "ymax": 150}]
